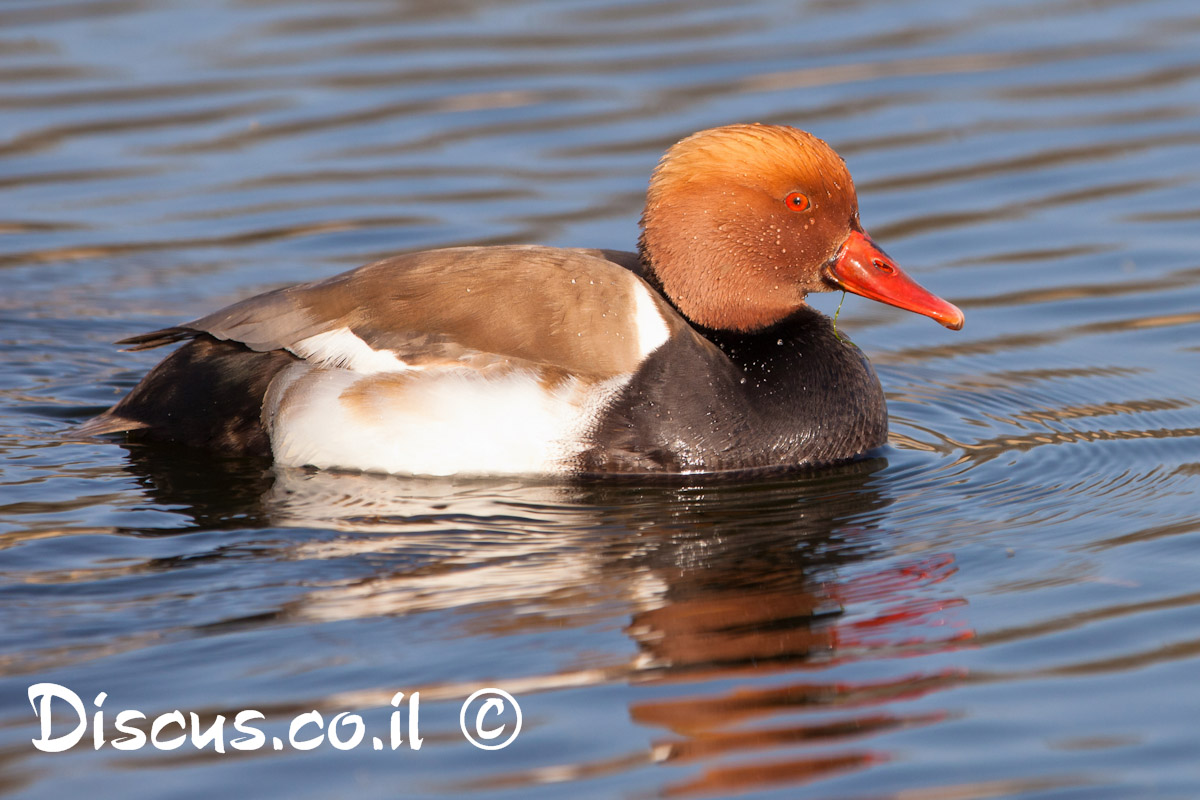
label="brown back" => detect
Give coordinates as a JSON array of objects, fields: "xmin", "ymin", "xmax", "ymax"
[{"xmin": 176, "ymin": 245, "xmax": 683, "ymax": 380}]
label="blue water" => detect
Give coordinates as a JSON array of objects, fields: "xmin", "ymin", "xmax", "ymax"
[{"xmin": 3, "ymin": 0, "xmax": 1200, "ymax": 797}]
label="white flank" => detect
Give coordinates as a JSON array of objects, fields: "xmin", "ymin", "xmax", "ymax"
[
  {"xmin": 265, "ymin": 363, "xmax": 629, "ymax": 476},
  {"xmin": 290, "ymin": 327, "xmax": 411, "ymax": 373},
  {"xmin": 632, "ymin": 280, "xmax": 671, "ymax": 358}
]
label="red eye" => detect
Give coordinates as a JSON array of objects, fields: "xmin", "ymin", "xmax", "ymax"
[{"xmin": 785, "ymin": 192, "xmax": 809, "ymax": 212}]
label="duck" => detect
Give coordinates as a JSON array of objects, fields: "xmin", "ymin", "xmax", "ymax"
[{"xmin": 80, "ymin": 123, "xmax": 963, "ymax": 476}]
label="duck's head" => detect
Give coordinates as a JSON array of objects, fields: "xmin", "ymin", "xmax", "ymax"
[{"xmin": 639, "ymin": 123, "xmax": 964, "ymax": 333}]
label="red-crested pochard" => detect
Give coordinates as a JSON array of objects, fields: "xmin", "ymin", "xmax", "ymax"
[{"xmin": 81, "ymin": 124, "xmax": 963, "ymax": 476}]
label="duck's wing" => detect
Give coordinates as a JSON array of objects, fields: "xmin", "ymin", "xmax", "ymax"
[
  {"xmin": 120, "ymin": 245, "xmax": 682, "ymax": 380},
  {"xmin": 78, "ymin": 246, "xmax": 690, "ymax": 456}
]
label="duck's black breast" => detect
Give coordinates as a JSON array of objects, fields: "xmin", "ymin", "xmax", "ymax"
[{"xmin": 577, "ymin": 307, "xmax": 887, "ymax": 474}]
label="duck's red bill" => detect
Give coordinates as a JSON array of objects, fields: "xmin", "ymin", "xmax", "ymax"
[{"xmin": 825, "ymin": 230, "xmax": 964, "ymax": 330}]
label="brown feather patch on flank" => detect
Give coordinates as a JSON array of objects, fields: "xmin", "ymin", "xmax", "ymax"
[
  {"xmin": 334, "ymin": 361, "xmax": 584, "ymax": 424},
  {"xmin": 336, "ymin": 372, "xmax": 415, "ymax": 423}
]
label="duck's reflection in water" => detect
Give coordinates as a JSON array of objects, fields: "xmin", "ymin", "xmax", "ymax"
[{"xmin": 119, "ymin": 446, "xmax": 972, "ymax": 795}]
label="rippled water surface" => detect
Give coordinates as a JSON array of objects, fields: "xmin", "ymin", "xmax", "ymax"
[{"xmin": 3, "ymin": 0, "xmax": 1200, "ymax": 797}]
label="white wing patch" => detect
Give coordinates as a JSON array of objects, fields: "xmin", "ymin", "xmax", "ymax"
[
  {"xmin": 264, "ymin": 272, "xmax": 669, "ymax": 475},
  {"xmin": 264, "ymin": 363, "xmax": 629, "ymax": 476},
  {"xmin": 632, "ymin": 280, "xmax": 670, "ymax": 358},
  {"xmin": 290, "ymin": 327, "xmax": 412, "ymax": 374}
]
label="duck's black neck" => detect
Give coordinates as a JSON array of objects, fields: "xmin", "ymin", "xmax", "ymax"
[
  {"xmin": 699, "ymin": 307, "xmax": 846, "ymax": 381},
  {"xmin": 581, "ymin": 304, "xmax": 888, "ymax": 474}
]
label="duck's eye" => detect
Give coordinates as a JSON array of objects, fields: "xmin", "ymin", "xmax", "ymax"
[{"xmin": 785, "ymin": 192, "xmax": 810, "ymax": 212}]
